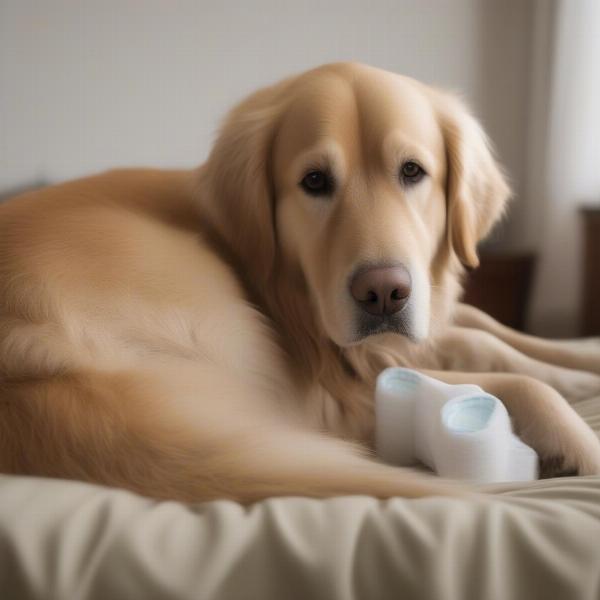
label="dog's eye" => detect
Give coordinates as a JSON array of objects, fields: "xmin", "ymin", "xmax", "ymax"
[
  {"xmin": 300, "ymin": 170, "xmax": 334, "ymax": 196},
  {"xmin": 400, "ymin": 161, "xmax": 426, "ymax": 185}
]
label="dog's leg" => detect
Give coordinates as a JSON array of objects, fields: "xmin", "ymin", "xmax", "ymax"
[
  {"xmin": 0, "ymin": 368, "xmax": 466, "ymax": 503},
  {"xmin": 421, "ymin": 370, "xmax": 600, "ymax": 478},
  {"xmin": 428, "ymin": 324, "xmax": 600, "ymax": 403},
  {"xmin": 455, "ymin": 303, "xmax": 600, "ymax": 374}
]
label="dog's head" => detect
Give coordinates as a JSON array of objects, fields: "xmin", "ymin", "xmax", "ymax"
[{"xmin": 199, "ymin": 63, "xmax": 510, "ymax": 347}]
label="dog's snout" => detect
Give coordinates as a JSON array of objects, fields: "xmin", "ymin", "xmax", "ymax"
[{"xmin": 350, "ymin": 265, "xmax": 411, "ymax": 316}]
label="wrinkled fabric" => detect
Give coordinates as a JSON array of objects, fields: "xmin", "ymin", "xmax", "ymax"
[{"xmin": 1, "ymin": 395, "xmax": 600, "ymax": 600}]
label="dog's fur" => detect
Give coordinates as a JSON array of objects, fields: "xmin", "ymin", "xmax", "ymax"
[{"xmin": 1, "ymin": 63, "xmax": 600, "ymax": 503}]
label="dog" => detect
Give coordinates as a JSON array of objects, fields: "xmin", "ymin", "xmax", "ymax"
[{"xmin": 1, "ymin": 62, "xmax": 600, "ymax": 503}]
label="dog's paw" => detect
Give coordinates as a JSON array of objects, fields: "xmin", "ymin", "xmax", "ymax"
[
  {"xmin": 536, "ymin": 428, "xmax": 600, "ymax": 479},
  {"xmin": 503, "ymin": 375, "xmax": 600, "ymax": 479},
  {"xmin": 539, "ymin": 455, "xmax": 579, "ymax": 478}
]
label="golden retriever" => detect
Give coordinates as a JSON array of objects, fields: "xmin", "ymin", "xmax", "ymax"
[{"xmin": 1, "ymin": 62, "xmax": 600, "ymax": 503}]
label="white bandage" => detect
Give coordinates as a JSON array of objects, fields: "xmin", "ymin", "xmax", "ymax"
[{"xmin": 375, "ymin": 368, "xmax": 539, "ymax": 483}]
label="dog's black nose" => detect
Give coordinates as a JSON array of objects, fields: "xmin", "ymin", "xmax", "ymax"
[{"xmin": 350, "ymin": 265, "xmax": 411, "ymax": 316}]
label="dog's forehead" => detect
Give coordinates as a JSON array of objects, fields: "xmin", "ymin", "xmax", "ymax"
[{"xmin": 277, "ymin": 67, "xmax": 443, "ymax": 164}]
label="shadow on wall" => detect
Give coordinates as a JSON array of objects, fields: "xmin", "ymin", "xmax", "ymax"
[{"xmin": 0, "ymin": 179, "xmax": 48, "ymax": 203}]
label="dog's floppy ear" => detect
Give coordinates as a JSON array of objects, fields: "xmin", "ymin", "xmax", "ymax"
[
  {"xmin": 198, "ymin": 82, "xmax": 288, "ymax": 284},
  {"xmin": 437, "ymin": 94, "xmax": 511, "ymax": 268}
]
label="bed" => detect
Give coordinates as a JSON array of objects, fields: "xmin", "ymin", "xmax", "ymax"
[{"xmin": 1, "ymin": 393, "xmax": 600, "ymax": 600}]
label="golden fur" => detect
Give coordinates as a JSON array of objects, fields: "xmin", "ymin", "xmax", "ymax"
[{"xmin": 1, "ymin": 63, "xmax": 600, "ymax": 503}]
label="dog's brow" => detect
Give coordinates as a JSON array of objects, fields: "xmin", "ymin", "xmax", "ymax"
[
  {"xmin": 383, "ymin": 132, "xmax": 437, "ymax": 176},
  {"xmin": 293, "ymin": 142, "xmax": 346, "ymax": 181}
]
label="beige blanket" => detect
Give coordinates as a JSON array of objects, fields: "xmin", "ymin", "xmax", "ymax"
[{"xmin": 1, "ymin": 395, "xmax": 600, "ymax": 600}]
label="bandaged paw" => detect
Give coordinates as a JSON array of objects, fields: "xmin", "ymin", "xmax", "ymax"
[{"xmin": 375, "ymin": 368, "xmax": 539, "ymax": 483}]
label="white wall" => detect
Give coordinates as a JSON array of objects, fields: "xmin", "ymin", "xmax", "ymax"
[{"xmin": 0, "ymin": 0, "xmax": 532, "ymax": 200}]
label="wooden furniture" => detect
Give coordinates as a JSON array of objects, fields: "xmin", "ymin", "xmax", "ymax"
[
  {"xmin": 580, "ymin": 207, "xmax": 600, "ymax": 335},
  {"xmin": 462, "ymin": 253, "xmax": 536, "ymax": 331}
]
